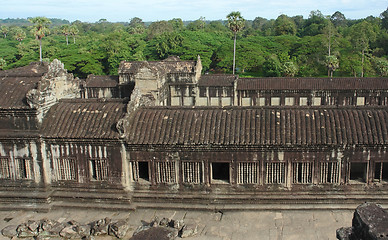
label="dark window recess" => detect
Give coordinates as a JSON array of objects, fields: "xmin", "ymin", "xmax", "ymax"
[
  {"xmin": 90, "ymin": 159, "xmax": 107, "ymax": 181},
  {"xmin": 18, "ymin": 159, "xmax": 28, "ymax": 179},
  {"xmin": 212, "ymin": 162, "xmax": 230, "ymax": 182},
  {"xmin": 209, "ymin": 87, "xmax": 217, "ymax": 97},
  {"xmin": 350, "ymin": 162, "xmax": 367, "ymax": 183},
  {"xmin": 374, "ymin": 162, "xmax": 388, "ymax": 182},
  {"xmin": 199, "ymin": 87, "xmax": 207, "ymax": 97},
  {"xmin": 138, "ymin": 161, "xmax": 149, "ymax": 181},
  {"xmin": 119, "ymin": 82, "xmax": 135, "ymax": 99},
  {"xmin": 90, "ymin": 160, "xmax": 97, "ymax": 180}
]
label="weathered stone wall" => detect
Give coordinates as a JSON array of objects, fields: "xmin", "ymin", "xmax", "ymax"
[{"xmin": 26, "ymin": 59, "xmax": 81, "ymax": 123}]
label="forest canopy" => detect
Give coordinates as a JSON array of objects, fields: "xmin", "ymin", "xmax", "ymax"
[{"xmin": 0, "ymin": 8, "xmax": 388, "ymax": 78}]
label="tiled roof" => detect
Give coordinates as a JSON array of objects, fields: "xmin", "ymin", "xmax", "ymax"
[
  {"xmin": 237, "ymin": 77, "xmax": 388, "ymax": 91},
  {"xmin": 85, "ymin": 75, "xmax": 118, "ymax": 88},
  {"xmin": 125, "ymin": 107, "xmax": 388, "ymax": 146},
  {"xmin": 0, "ymin": 63, "xmax": 48, "ymax": 109},
  {"xmin": 198, "ymin": 74, "xmax": 236, "ymax": 87},
  {"xmin": 42, "ymin": 99, "xmax": 126, "ymax": 139}
]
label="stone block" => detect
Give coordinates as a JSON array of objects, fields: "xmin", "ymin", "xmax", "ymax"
[
  {"xmin": 336, "ymin": 227, "xmax": 353, "ymax": 240},
  {"xmin": 108, "ymin": 220, "xmax": 129, "ymax": 238},
  {"xmin": 352, "ymin": 202, "xmax": 388, "ymax": 240},
  {"xmin": 59, "ymin": 225, "xmax": 81, "ymax": 239},
  {"xmin": 1, "ymin": 225, "xmax": 18, "ymax": 238},
  {"xmin": 90, "ymin": 217, "xmax": 111, "ymax": 236},
  {"xmin": 180, "ymin": 223, "xmax": 198, "ymax": 238}
]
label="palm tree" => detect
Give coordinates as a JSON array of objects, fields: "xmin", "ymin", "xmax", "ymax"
[
  {"xmin": 69, "ymin": 25, "xmax": 79, "ymax": 44},
  {"xmin": 61, "ymin": 24, "xmax": 71, "ymax": 45},
  {"xmin": 1, "ymin": 26, "xmax": 9, "ymax": 38},
  {"xmin": 326, "ymin": 55, "xmax": 339, "ymax": 77},
  {"xmin": 14, "ymin": 27, "xmax": 26, "ymax": 44},
  {"xmin": 227, "ymin": 11, "xmax": 245, "ymax": 75},
  {"xmin": 29, "ymin": 17, "xmax": 51, "ymax": 62}
]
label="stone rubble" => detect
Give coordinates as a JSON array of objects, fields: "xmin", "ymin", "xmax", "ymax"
[
  {"xmin": 1, "ymin": 217, "xmax": 130, "ymax": 239},
  {"xmin": 131, "ymin": 215, "xmax": 198, "ymax": 239}
]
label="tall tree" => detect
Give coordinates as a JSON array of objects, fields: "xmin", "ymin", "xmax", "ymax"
[
  {"xmin": 381, "ymin": 7, "xmax": 388, "ymax": 30},
  {"xmin": 61, "ymin": 24, "xmax": 71, "ymax": 45},
  {"xmin": 1, "ymin": 26, "xmax": 9, "ymax": 38},
  {"xmin": 227, "ymin": 11, "xmax": 245, "ymax": 74},
  {"xmin": 330, "ymin": 11, "xmax": 347, "ymax": 28},
  {"xmin": 325, "ymin": 55, "xmax": 339, "ymax": 77},
  {"xmin": 350, "ymin": 20, "xmax": 377, "ymax": 77},
  {"xmin": 29, "ymin": 17, "xmax": 51, "ymax": 62},
  {"xmin": 274, "ymin": 14, "xmax": 297, "ymax": 35},
  {"xmin": 69, "ymin": 25, "xmax": 79, "ymax": 44}
]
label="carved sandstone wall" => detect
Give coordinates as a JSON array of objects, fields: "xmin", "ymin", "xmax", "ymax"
[{"xmin": 26, "ymin": 59, "xmax": 81, "ymax": 123}]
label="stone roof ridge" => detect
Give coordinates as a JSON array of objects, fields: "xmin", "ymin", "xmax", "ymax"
[{"xmin": 58, "ymin": 98, "xmax": 126, "ymax": 103}]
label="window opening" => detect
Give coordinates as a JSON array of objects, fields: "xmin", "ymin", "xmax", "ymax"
[
  {"xmin": 285, "ymin": 97, "xmax": 295, "ymax": 106},
  {"xmin": 320, "ymin": 162, "xmax": 340, "ymax": 184},
  {"xmin": 155, "ymin": 161, "xmax": 176, "ymax": 183},
  {"xmin": 292, "ymin": 162, "xmax": 313, "ymax": 184},
  {"xmin": 300, "ymin": 97, "xmax": 308, "ymax": 106},
  {"xmin": 212, "ymin": 162, "xmax": 230, "ymax": 183},
  {"xmin": 90, "ymin": 159, "xmax": 108, "ymax": 181},
  {"xmin": 0, "ymin": 157, "xmax": 33, "ymax": 180},
  {"xmin": 182, "ymin": 161, "xmax": 202, "ymax": 184},
  {"xmin": 265, "ymin": 162, "xmax": 285, "ymax": 184},
  {"xmin": 374, "ymin": 162, "xmax": 388, "ymax": 183},
  {"xmin": 237, "ymin": 162, "xmax": 258, "ymax": 184},
  {"xmin": 350, "ymin": 162, "xmax": 367, "ymax": 183},
  {"xmin": 55, "ymin": 158, "xmax": 76, "ymax": 181}
]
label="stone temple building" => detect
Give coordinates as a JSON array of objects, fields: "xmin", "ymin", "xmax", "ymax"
[{"xmin": 1, "ymin": 56, "xmax": 388, "ymax": 210}]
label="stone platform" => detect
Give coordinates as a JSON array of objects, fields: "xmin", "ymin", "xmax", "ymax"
[{"xmin": 0, "ymin": 208, "xmax": 354, "ymax": 240}]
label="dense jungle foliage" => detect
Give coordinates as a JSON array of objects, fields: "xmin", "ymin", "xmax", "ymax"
[{"xmin": 0, "ymin": 8, "xmax": 388, "ymax": 79}]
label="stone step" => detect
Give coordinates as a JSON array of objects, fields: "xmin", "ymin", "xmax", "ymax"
[
  {"xmin": 0, "ymin": 202, "xmax": 51, "ymax": 212},
  {"xmin": 132, "ymin": 189, "xmax": 388, "ymax": 209},
  {"xmin": 0, "ymin": 186, "xmax": 134, "ymax": 211},
  {"xmin": 51, "ymin": 201, "xmax": 136, "ymax": 211},
  {"xmin": 133, "ymin": 201, "xmax": 379, "ymax": 211}
]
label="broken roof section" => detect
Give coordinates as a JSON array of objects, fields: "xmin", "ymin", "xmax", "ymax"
[
  {"xmin": 0, "ymin": 62, "xmax": 48, "ymax": 109},
  {"xmin": 125, "ymin": 106, "xmax": 388, "ymax": 146},
  {"xmin": 41, "ymin": 99, "xmax": 126, "ymax": 140}
]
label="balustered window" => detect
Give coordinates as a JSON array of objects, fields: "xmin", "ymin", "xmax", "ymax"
[
  {"xmin": 55, "ymin": 157, "xmax": 77, "ymax": 181},
  {"xmin": 292, "ymin": 162, "xmax": 313, "ymax": 184},
  {"xmin": 0, "ymin": 157, "xmax": 33, "ymax": 180},
  {"xmin": 237, "ymin": 162, "xmax": 258, "ymax": 184},
  {"xmin": 265, "ymin": 162, "xmax": 285, "ymax": 184},
  {"xmin": 155, "ymin": 161, "xmax": 176, "ymax": 183},
  {"xmin": 90, "ymin": 158, "xmax": 108, "ymax": 181},
  {"xmin": 319, "ymin": 162, "xmax": 340, "ymax": 184},
  {"xmin": 182, "ymin": 161, "xmax": 202, "ymax": 184}
]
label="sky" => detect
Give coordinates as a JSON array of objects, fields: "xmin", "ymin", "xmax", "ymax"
[{"xmin": 0, "ymin": 0, "xmax": 387, "ymax": 22}]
